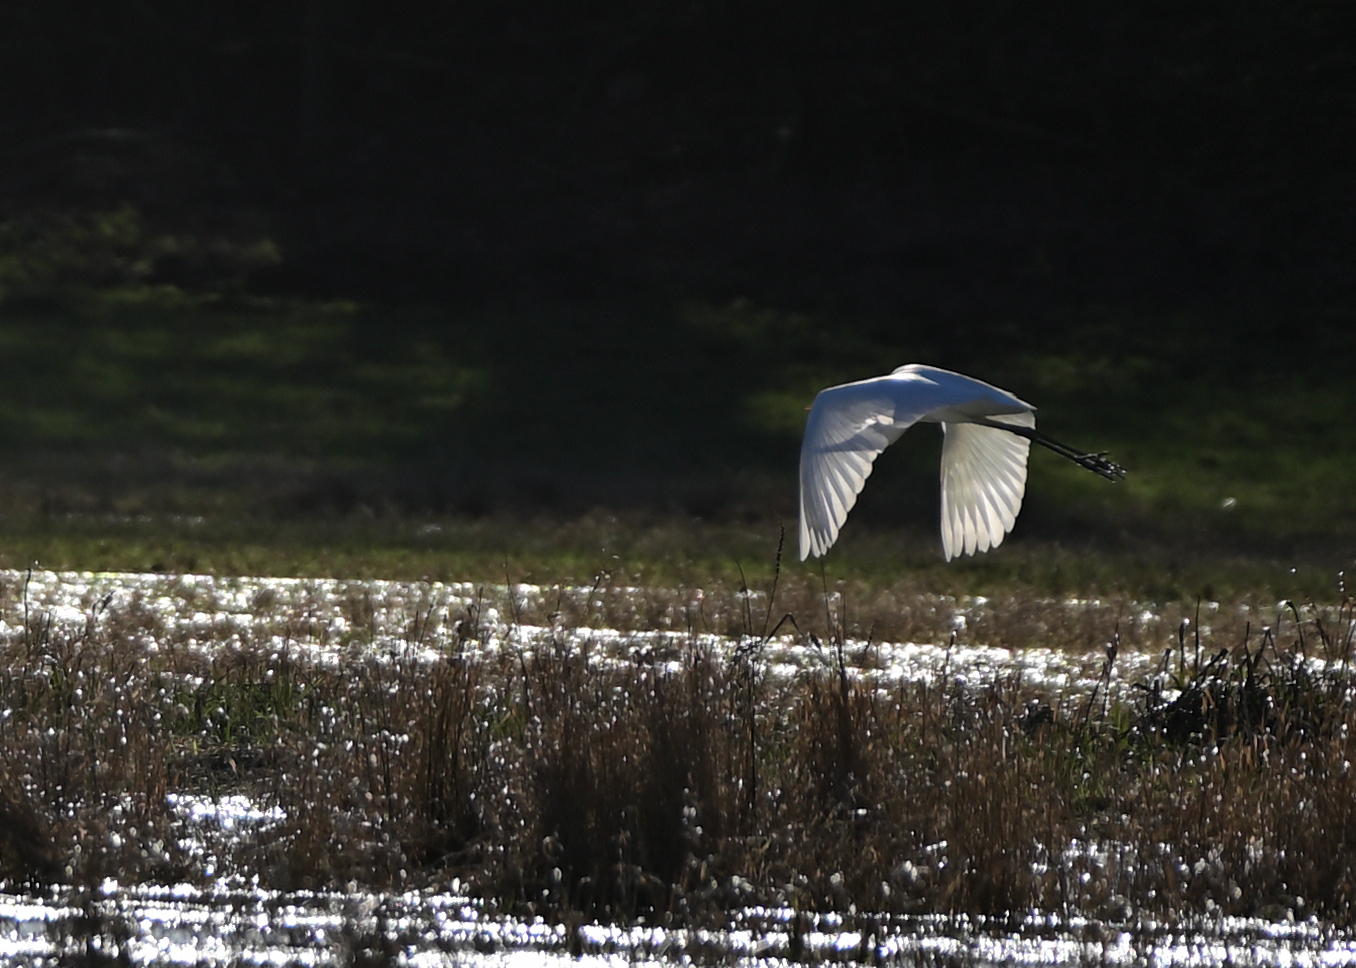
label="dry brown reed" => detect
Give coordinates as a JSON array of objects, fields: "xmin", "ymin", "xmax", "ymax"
[{"xmin": 0, "ymin": 570, "xmax": 1353, "ymax": 931}]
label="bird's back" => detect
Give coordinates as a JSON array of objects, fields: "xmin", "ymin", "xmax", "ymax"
[{"xmin": 885, "ymin": 365, "xmax": 1034, "ymax": 423}]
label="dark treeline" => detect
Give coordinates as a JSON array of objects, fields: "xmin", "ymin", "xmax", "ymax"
[{"xmin": 0, "ymin": 2, "xmax": 1352, "ymax": 323}]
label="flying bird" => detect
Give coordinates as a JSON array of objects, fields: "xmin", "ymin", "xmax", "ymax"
[{"xmin": 798, "ymin": 364, "xmax": 1124, "ymax": 561}]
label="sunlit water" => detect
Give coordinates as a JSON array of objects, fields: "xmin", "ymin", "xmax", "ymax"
[
  {"xmin": 0, "ymin": 568, "xmax": 1172, "ymax": 693},
  {"xmin": 0, "ymin": 569, "xmax": 1348, "ymax": 966}
]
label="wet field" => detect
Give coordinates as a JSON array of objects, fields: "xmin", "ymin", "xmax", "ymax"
[{"xmin": 0, "ymin": 569, "xmax": 1352, "ymax": 966}]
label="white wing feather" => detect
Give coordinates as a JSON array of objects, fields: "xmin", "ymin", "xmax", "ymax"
[
  {"xmin": 798, "ymin": 385, "xmax": 919, "ymax": 560},
  {"xmin": 938, "ymin": 413, "xmax": 1033, "ymax": 560},
  {"xmin": 797, "ymin": 375, "xmax": 987, "ymax": 560}
]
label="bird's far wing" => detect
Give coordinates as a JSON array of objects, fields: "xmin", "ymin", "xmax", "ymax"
[
  {"xmin": 799, "ymin": 382, "xmax": 928, "ymax": 560},
  {"xmin": 938, "ymin": 413, "xmax": 1033, "ymax": 561}
]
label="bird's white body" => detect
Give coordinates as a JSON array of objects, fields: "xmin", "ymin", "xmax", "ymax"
[{"xmin": 799, "ymin": 364, "xmax": 1038, "ymax": 562}]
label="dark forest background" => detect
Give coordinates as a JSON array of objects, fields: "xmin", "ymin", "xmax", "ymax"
[
  {"xmin": 0, "ymin": 2, "xmax": 1352, "ymax": 580},
  {"xmin": 2, "ymin": 2, "xmax": 1349, "ymax": 314}
]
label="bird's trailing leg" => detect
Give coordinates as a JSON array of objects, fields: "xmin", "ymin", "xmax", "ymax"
[
  {"xmin": 980, "ymin": 419, "xmax": 1126, "ymax": 482},
  {"xmin": 1049, "ymin": 444, "xmax": 1126, "ymax": 482}
]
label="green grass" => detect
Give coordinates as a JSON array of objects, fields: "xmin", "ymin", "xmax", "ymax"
[
  {"xmin": 0, "ymin": 508, "xmax": 1341, "ymax": 609},
  {"xmin": 0, "ymin": 284, "xmax": 1352, "ymax": 597}
]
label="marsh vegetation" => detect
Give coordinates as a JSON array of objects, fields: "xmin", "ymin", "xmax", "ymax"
[{"xmin": 1, "ymin": 562, "xmax": 1353, "ymax": 947}]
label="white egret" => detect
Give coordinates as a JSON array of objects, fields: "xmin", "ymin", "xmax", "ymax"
[{"xmin": 798, "ymin": 364, "xmax": 1123, "ymax": 561}]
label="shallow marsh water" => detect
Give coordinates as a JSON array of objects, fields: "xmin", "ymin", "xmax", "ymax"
[
  {"xmin": 0, "ymin": 568, "xmax": 1349, "ymax": 967},
  {"xmin": 1, "ymin": 568, "xmax": 1174, "ymax": 694}
]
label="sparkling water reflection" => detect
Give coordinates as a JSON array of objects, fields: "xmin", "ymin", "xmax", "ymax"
[{"xmin": 1, "ymin": 881, "xmax": 1354, "ymax": 966}]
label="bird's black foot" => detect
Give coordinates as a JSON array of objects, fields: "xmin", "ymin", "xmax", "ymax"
[{"xmin": 1075, "ymin": 451, "xmax": 1126, "ymax": 481}]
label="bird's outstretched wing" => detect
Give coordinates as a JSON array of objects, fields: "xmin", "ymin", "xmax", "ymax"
[
  {"xmin": 938, "ymin": 413, "xmax": 1033, "ymax": 560},
  {"xmin": 799, "ymin": 381, "xmax": 935, "ymax": 560}
]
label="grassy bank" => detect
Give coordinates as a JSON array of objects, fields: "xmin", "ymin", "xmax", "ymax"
[{"xmin": 0, "ymin": 508, "xmax": 1343, "ymax": 605}]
